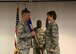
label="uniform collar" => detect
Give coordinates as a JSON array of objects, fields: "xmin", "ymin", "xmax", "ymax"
[
  {"xmin": 21, "ymin": 20, "xmax": 27, "ymax": 25},
  {"xmin": 48, "ymin": 20, "xmax": 55, "ymax": 24}
]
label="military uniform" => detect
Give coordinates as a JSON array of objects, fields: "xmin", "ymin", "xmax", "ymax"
[
  {"xmin": 17, "ymin": 21, "xmax": 32, "ymax": 54},
  {"xmin": 45, "ymin": 20, "xmax": 60, "ymax": 54},
  {"xmin": 33, "ymin": 27, "xmax": 45, "ymax": 54}
]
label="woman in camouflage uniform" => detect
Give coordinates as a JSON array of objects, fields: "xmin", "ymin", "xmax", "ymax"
[{"xmin": 45, "ymin": 11, "xmax": 60, "ymax": 54}]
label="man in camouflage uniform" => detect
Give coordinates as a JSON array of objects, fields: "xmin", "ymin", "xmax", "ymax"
[
  {"xmin": 17, "ymin": 8, "xmax": 35, "ymax": 54},
  {"xmin": 45, "ymin": 11, "xmax": 60, "ymax": 54},
  {"xmin": 33, "ymin": 20, "xmax": 45, "ymax": 54}
]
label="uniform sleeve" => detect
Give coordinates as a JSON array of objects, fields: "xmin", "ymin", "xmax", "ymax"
[
  {"xmin": 42, "ymin": 31, "xmax": 46, "ymax": 45},
  {"xmin": 51, "ymin": 24, "xmax": 59, "ymax": 49},
  {"xmin": 38, "ymin": 29, "xmax": 45, "ymax": 48},
  {"xmin": 17, "ymin": 23, "xmax": 32, "ymax": 39}
]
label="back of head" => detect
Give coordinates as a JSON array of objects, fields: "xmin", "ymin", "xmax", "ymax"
[{"xmin": 37, "ymin": 20, "xmax": 42, "ymax": 28}]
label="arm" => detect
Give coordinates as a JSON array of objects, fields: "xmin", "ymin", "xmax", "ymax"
[
  {"xmin": 38, "ymin": 29, "xmax": 45, "ymax": 48},
  {"xmin": 41, "ymin": 31, "xmax": 45, "ymax": 47},
  {"xmin": 51, "ymin": 24, "xmax": 59, "ymax": 50},
  {"xmin": 17, "ymin": 23, "xmax": 32, "ymax": 39}
]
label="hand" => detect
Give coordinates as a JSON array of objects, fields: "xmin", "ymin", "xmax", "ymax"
[
  {"xmin": 49, "ymin": 48, "xmax": 55, "ymax": 52},
  {"xmin": 31, "ymin": 31, "xmax": 36, "ymax": 37}
]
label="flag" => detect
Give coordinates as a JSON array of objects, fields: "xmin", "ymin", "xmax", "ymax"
[{"xmin": 14, "ymin": 5, "xmax": 19, "ymax": 49}]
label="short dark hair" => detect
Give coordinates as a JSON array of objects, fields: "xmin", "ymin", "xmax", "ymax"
[
  {"xmin": 21, "ymin": 8, "xmax": 30, "ymax": 16},
  {"xmin": 47, "ymin": 11, "xmax": 57, "ymax": 20}
]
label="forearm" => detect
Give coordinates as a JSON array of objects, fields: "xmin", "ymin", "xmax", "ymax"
[
  {"xmin": 18, "ymin": 32, "xmax": 32, "ymax": 39},
  {"xmin": 51, "ymin": 37, "xmax": 59, "ymax": 49}
]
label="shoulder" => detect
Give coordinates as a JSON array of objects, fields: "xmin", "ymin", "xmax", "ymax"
[
  {"xmin": 52, "ymin": 22, "xmax": 59, "ymax": 32},
  {"xmin": 52, "ymin": 22, "xmax": 58, "ymax": 28},
  {"xmin": 38, "ymin": 28, "xmax": 44, "ymax": 34},
  {"xmin": 17, "ymin": 22, "xmax": 23, "ymax": 29}
]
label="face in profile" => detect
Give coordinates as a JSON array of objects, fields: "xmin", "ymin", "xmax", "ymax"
[{"xmin": 47, "ymin": 15, "xmax": 53, "ymax": 21}]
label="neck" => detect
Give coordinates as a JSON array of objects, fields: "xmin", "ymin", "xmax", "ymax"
[{"xmin": 48, "ymin": 19, "xmax": 54, "ymax": 24}]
